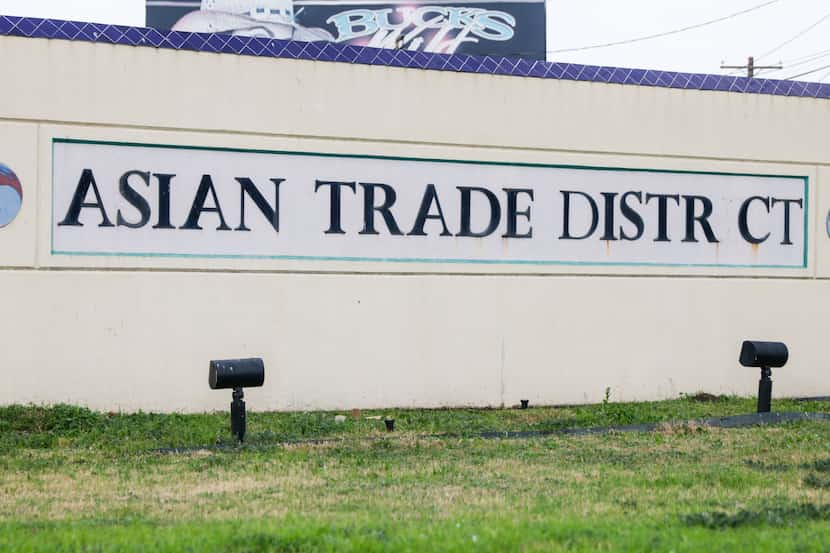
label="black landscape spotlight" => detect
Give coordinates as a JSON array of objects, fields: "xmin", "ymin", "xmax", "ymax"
[
  {"xmin": 209, "ymin": 358, "xmax": 265, "ymax": 443},
  {"xmin": 739, "ymin": 341, "xmax": 788, "ymax": 413}
]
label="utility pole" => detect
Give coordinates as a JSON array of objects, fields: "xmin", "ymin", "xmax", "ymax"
[{"xmin": 721, "ymin": 56, "xmax": 782, "ymax": 78}]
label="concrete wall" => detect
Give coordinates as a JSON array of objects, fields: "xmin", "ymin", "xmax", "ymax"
[{"xmin": 1, "ymin": 34, "xmax": 829, "ymax": 411}]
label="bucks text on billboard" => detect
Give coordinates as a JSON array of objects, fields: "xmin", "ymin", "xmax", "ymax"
[
  {"xmin": 145, "ymin": 0, "xmax": 546, "ymax": 58},
  {"xmin": 52, "ymin": 141, "xmax": 807, "ymax": 269}
]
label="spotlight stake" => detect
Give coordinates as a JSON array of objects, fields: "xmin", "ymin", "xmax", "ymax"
[
  {"xmin": 739, "ymin": 341, "xmax": 788, "ymax": 414},
  {"xmin": 209, "ymin": 358, "xmax": 265, "ymax": 443}
]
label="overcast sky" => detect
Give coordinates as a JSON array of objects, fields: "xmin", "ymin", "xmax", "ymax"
[
  {"xmin": 551, "ymin": 0, "xmax": 829, "ymax": 82},
  {"xmin": 0, "ymin": 0, "xmax": 827, "ymax": 82}
]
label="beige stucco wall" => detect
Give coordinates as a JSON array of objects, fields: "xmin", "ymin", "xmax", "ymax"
[{"xmin": 1, "ymin": 34, "xmax": 829, "ymax": 411}]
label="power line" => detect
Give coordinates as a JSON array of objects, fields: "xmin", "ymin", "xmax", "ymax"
[
  {"xmin": 783, "ymin": 47, "xmax": 830, "ymax": 65},
  {"xmin": 782, "ymin": 50, "xmax": 830, "ymax": 69},
  {"xmin": 783, "ymin": 62, "xmax": 830, "ymax": 80},
  {"xmin": 756, "ymin": 10, "xmax": 830, "ymax": 61},
  {"xmin": 744, "ymin": 49, "xmax": 830, "ymax": 77},
  {"xmin": 756, "ymin": 50, "xmax": 830, "ymax": 77},
  {"xmin": 549, "ymin": 0, "xmax": 782, "ymax": 54}
]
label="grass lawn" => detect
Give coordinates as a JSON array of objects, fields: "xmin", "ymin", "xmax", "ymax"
[{"xmin": 1, "ymin": 396, "xmax": 830, "ymax": 551}]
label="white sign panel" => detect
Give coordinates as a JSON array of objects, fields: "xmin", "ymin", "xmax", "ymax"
[{"xmin": 52, "ymin": 140, "xmax": 808, "ymax": 270}]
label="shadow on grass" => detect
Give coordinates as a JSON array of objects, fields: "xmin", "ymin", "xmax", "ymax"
[
  {"xmin": 682, "ymin": 502, "xmax": 830, "ymax": 529},
  {"xmin": 803, "ymin": 474, "xmax": 830, "ymax": 489},
  {"xmin": 744, "ymin": 459, "xmax": 791, "ymax": 472},
  {"xmin": 806, "ymin": 458, "xmax": 830, "ymax": 473}
]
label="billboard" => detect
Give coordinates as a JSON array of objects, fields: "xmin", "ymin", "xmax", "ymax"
[{"xmin": 146, "ymin": 0, "xmax": 546, "ymax": 59}]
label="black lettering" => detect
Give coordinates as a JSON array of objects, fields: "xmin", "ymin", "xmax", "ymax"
[
  {"xmin": 560, "ymin": 190, "xmax": 598, "ymax": 240},
  {"xmin": 738, "ymin": 196, "xmax": 770, "ymax": 244},
  {"xmin": 682, "ymin": 195, "xmax": 719, "ymax": 243},
  {"xmin": 408, "ymin": 184, "xmax": 452, "ymax": 236},
  {"xmin": 645, "ymin": 193, "xmax": 681, "ymax": 242},
  {"xmin": 600, "ymin": 192, "xmax": 617, "ymax": 241},
  {"xmin": 315, "ymin": 180, "xmax": 356, "ymax": 234},
  {"xmin": 180, "ymin": 174, "xmax": 231, "ymax": 231},
  {"xmin": 619, "ymin": 191, "xmax": 644, "ymax": 241},
  {"xmin": 58, "ymin": 169, "xmax": 114, "ymax": 227},
  {"xmin": 236, "ymin": 177, "xmax": 283, "ymax": 232},
  {"xmin": 456, "ymin": 186, "xmax": 501, "ymax": 238},
  {"xmin": 359, "ymin": 182, "xmax": 403, "ymax": 236},
  {"xmin": 116, "ymin": 170, "xmax": 151, "ymax": 229},
  {"xmin": 503, "ymin": 188, "xmax": 533, "ymax": 239},
  {"xmin": 771, "ymin": 197, "xmax": 803, "ymax": 245},
  {"xmin": 153, "ymin": 173, "xmax": 175, "ymax": 229}
]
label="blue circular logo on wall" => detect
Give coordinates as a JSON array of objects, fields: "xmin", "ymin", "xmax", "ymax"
[{"xmin": 0, "ymin": 163, "xmax": 22, "ymax": 228}]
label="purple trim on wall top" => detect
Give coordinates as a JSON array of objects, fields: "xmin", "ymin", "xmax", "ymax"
[{"xmin": 1, "ymin": 15, "xmax": 829, "ymax": 100}]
